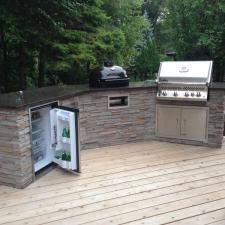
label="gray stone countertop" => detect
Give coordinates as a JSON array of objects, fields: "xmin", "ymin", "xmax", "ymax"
[
  {"xmin": 0, "ymin": 81, "xmax": 157, "ymax": 108},
  {"xmin": 209, "ymin": 82, "xmax": 225, "ymax": 90},
  {"xmin": 1, "ymin": 81, "xmax": 224, "ymax": 108}
]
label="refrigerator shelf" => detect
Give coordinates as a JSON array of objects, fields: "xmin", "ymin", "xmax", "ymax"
[
  {"xmin": 32, "ymin": 142, "xmax": 45, "ymax": 151},
  {"xmin": 31, "ymin": 118, "xmax": 41, "ymax": 123},
  {"xmin": 57, "ymin": 115, "xmax": 70, "ymax": 122},
  {"xmin": 33, "ymin": 148, "xmax": 45, "ymax": 154},
  {"xmin": 32, "ymin": 137, "xmax": 45, "ymax": 145},
  {"xmin": 61, "ymin": 137, "xmax": 71, "ymax": 144},
  {"xmin": 33, "ymin": 143, "xmax": 46, "ymax": 163},
  {"xmin": 34, "ymin": 151, "xmax": 46, "ymax": 163},
  {"xmin": 32, "ymin": 129, "xmax": 44, "ymax": 135},
  {"xmin": 32, "ymin": 132, "xmax": 45, "ymax": 142},
  {"xmin": 31, "ymin": 121, "xmax": 42, "ymax": 131},
  {"xmin": 53, "ymin": 158, "xmax": 72, "ymax": 170}
]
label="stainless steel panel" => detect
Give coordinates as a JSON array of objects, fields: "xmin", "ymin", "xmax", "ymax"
[
  {"xmin": 156, "ymin": 106, "xmax": 181, "ymax": 138},
  {"xmin": 158, "ymin": 61, "xmax": 213, "ymax": 83},
  {"xmin": 157, "ymin": 84, "xmax": 208, "ymax": 101},
  {"xmin": 156, "ymin": 105, "xmax": 208, "ymax": 143},
  {"xmin": 181, "ymin": 108, "xmax": 208, "ymax": 142}
]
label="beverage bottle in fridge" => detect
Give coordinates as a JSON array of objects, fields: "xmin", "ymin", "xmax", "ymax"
[
  {"xmin": 62, "ymin": 127, "xmax": 67, "ymax": 142},
  {"xmin": 67, "ymin": 127, "xmax": 70, "ymax": 139}
]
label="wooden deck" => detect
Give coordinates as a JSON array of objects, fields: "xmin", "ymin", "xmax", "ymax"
[{"xmin": 1, "ymin": 141, "xmax": 225, "ymax": 225}]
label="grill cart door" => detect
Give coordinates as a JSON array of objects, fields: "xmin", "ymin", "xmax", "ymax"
[
  {"xmin": 50, "ymin": 107, "xmax": 80, "ymax": 173},
  {"xmin": 156, "ymin": 106, "xmax": 181, "ymax": 138},
  {"xmin": 181, "ymin": 108, "xmax": 208, "ymax": 142}
]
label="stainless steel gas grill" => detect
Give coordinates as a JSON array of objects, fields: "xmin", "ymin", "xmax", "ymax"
[{"xmin": 156, "ymin": 61, "xmax": 213, "ymax": 102}]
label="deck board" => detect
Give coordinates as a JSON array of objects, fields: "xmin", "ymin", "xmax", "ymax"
[
  {"xmin": 207, "ymin": 219, "xmax": 225, "ymax": 225},
  {"xmin": 1, "ymin": 141, "xmax": 225, "ymax": 225}
]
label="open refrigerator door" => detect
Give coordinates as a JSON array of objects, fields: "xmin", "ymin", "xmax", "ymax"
[{"xmin": 50, "ymin": 107, "xmax": 80, "ymax": 173}]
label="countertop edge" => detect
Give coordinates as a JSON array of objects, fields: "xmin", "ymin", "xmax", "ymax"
[
  {"xmin": 0, "ymin": 82, "xmax": 157, "ymax": 109},
  {"xmin": 1, "ymin": 82, "xmax": 224, "ymax": 109}
]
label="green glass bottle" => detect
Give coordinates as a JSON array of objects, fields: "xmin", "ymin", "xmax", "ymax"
[
  {"xmin": 62, "ymin": 127, "xmax": 67, "ymax": 138},
  {"xmin": 67, "ymin": 128, "xmax": 70, "ymax": 138},
  {"xmin": 66, "ymin": 154, "xmax": 71, "ymax": 162},
  {"xmin": 61, "ymin": 152, "xmax": 67, "ymax": 161}
]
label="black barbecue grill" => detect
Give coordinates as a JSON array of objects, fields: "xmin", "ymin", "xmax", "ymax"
[{"xmin": 89, "ymin": 65, "xmax": 129, "ymax": 88}]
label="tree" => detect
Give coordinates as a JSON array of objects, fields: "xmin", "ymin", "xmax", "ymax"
[
  {"xmin": 165, "ymin": 0, "xmax": 225, "ymax": 81},
  {"xmin": 0, "ymin": 0, "xmax": 77, "ymax": 91},
  {"xmin": 134, "ymin": 41, "xmax": 160, "ymax": 80},
  {"xmin": 102, "ymin": 0, "xmax": 150, "ymax": 67},
  {"xmin": 45, "ymin": 0, "xmax": 109, "ymax": 85},
  {"xmin": 142, "ymin": 0, "xmax": 165, "ymax": 36},
  {"xmin": 0, "ymin": 0, "xmax": 109, "ymax": 91}
]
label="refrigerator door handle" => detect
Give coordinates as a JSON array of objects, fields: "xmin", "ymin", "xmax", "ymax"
[{"xmin": 50, "ymin": 109, "xmax": 58, "ymax": 147}]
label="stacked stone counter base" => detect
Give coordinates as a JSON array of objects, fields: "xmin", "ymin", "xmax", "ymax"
[
  {"xmin": 208, "ymin": 89, "xmax": 225, "ymax": 147},
  {"xmin": 0, "ymin": 108, "xmax": 32, "ymax": 188},
  {"xmin": 77, "ymin": 89, "xmax": 156, "ymax": 149},
  {"xmin": 0, "ymin": 82, "xmax": 224, "ymax": 188}
]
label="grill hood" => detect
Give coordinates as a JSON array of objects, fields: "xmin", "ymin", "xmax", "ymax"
[
  {"xmin": 89, "ymin": 65, "xmax": 129, "ymax": 88},
  {"xmin": 157, "ymin": 61, "xmax": 213, "ymax": 84},
  {"xmin": 156, "ymin": 61, "xmax": 213, "ymax": 102}
]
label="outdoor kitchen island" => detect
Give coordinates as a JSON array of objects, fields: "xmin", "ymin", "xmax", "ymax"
[{"xmin": 0, "ymin": 81, "xmax": 224, "ymax": 188}]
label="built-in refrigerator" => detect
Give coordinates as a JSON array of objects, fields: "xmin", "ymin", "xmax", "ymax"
[{"xmin": 30, "ymin": 102, "xmax": 80, "ymax": 173}]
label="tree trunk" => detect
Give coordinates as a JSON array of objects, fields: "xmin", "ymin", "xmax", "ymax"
[
  {"xmin": 0, "ymin": 23, "xmax": 9, "ymax": 93},
  {"xmin": 18, "ymin": 45, "xmax": 27, "ymax": 90},
  {"xmin": 86, "ymin": 60, "xmax": 91, "ymax": 78},
  {"xmin": 38, "ymin": 51, "xmax": 45, "ymax": 87}
]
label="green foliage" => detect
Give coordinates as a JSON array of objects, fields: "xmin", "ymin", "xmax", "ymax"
[
  {"xmin": 142, "ymin": 0, "xmax": 165, "ymax": 35},
  {"xmin": 133, "ymin": 41, "xmax": 160, "ymax": 80},
  {"xmin": 0, "ymin": 0, "xmax": 151, "ymax": 92},
  {"xmin": 164, "ymin": 0, "xmax": 225, "ymax": 80},
  {"xmin": 2, "ymin": 0, "xmax": 225, "ymax": 92},
  {"xmin": 102, "ymin": 0, "xmax": 150, "ymax": 67},
  {"xmin": 92, "ymin": 27, "xmax": 126, "ymax": 65}
]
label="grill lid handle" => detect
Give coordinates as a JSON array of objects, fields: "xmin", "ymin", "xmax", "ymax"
[{"xmin": 179, "ymin": 67, "xmax": 189, "ymax": 73}]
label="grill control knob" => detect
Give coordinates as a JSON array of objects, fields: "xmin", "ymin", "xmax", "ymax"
[
  {"xmin": 191, "ymin": 92, "xmax": 195, "ymax": 97},
  {"xmin": 185, "ymin": 92, "xmax": 189, "ymax": 97},
  {"xmin": 162, "ymin": 91, "xmax": 167, "ymax": 96},
  {"xmin": 197, "ymin": 92, "xmax": 201, "ymax": 97},
  {"xmin": 174, "ymin": 91, "xmax": 178, "ymax": 97}
]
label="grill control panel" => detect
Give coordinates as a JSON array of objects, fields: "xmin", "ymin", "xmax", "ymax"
[{"xmin": 157, "ymin": 85, "xmax": 208, "ymax": 101}]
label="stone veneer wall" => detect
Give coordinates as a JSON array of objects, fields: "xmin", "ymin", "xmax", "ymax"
[
  {"xmin": 0, "ymin": 107, "xmax": 33, "ymax": 188},
  {"xmin": 0, "ymin": 97, "xmax": 78, "ymax": 189},
  {"xmin": 0, "ymin": 87, "xmax": 224, "ymax": 188},
  {"xmin": 208, "ymin": 89, "xmax": 225, "ymax": 147},
  {"xmin": 51, "ymin": 90, "xmax": 157, "ymax": 149},
  {"xmin": 74, "ymin": 88, "xmax": 157, "ymax": 150},
  {"xmin": 59, "ymin": 96, "xmax": 78, "ymax": 108},
  {"xmin": 155, "ymin": 89, "xmax": 225, "ymax": 148},
  {"xmin": 0, "ymin": 88, "xmax": 157, "ymax": 188}
]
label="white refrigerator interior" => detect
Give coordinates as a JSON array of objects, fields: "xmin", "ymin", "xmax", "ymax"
[
  {"xmin": 31, "ymin": 106, "xmax": 53, "ymax": 172},
  {"xmin": 50, "ymin": 108, "xmax": 79, "ymax": 171},
  {"xmin": 31, "ymin": 105, "xmax": 79, "ymax": 173}
]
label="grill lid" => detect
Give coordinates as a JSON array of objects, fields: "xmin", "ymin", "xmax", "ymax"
[{"xmin": 157, "ymin": 61, "xmax": 213, "ymax": 84}]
